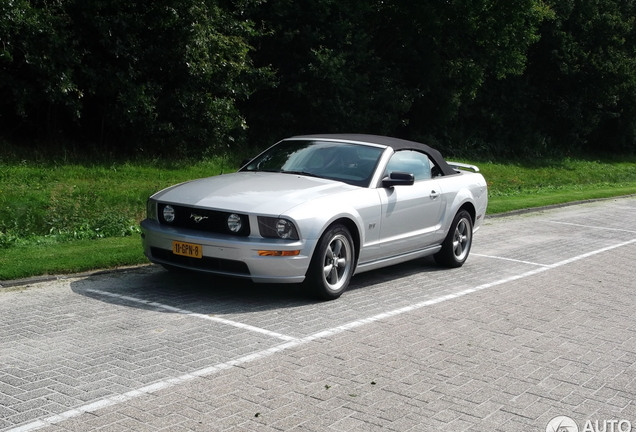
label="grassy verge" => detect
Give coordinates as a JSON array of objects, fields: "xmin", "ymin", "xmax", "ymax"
[
  {"xmin": 0, "ymin": 236, "xmax": 143, "ymax": 281},
  {"xmin": 486, "ymin": 184, "xmax": 636, "ymax": 214},
  {"xmin": 1, "ymin": 153, "xmax": 635, "ymax": 281},
  {"xmin": 0, "ymin": 153, "xmax": 240, "ymax": 281},
  {"xmin": 476, "ymin": 158, "xmax": 636, "ymax": 213}
]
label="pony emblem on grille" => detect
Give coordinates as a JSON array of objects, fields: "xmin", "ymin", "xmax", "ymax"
[{"xmin": 190, "ymin": 214, "xmax": 208, "ymax": 223}]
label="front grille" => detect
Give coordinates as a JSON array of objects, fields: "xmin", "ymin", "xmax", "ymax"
[
  {"xmin": 151, "ymin": 247, "xmax": 250, "ymax": 275},
  {"xmin": 158, "ymin": 203, "xmax": 250, "ymax": 236}
]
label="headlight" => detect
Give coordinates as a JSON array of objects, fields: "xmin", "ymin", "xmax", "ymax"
[
  {"xmin": 163, "ymin": 205, "xmax": 175, "ymax": 223},
  {"xmin": 258, "ymin": 217, "xmax": 299, "ymax": 240},
  {"xmin": 275, "ymin": 219, "xmax": 295, "ymax": 239},
  {"xmin": 227, "ymin": 213, "xmax": 242, "ymax": 233}
]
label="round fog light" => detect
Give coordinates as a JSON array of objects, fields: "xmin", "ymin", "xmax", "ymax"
[
  {"xmin": 163, "ymin": 205, "xmax": 175, "ymax": 223},
  {"xmin": 227, "ymin": 214, "xmax": 242, "ymax": 233}
]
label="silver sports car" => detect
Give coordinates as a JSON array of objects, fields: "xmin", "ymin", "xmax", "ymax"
[{"xmin": 141, "ymin": 134, "xmax": 488, "ymax": 299}]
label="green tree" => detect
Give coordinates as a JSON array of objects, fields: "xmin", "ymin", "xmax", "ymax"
[
  {"xmin": 243, "ymin": 0, "xmax": 549, "ymax": 150},
  {"xmin": 242, "ymin": 0, "xmax": 409, "ymax": 144},
  {"xmin": 461, "ymin": 0, "xmax": 636, "ymax": 156},
  {"xmin": 533, "ymin": 0, "xmax": 636, "ymax": 153},
  {"xmin": 0, "ymin": 0, "xmax": 81, "ymax": 134},
  {"xmin": 0, "ymin": 0, "xmax": 267, "ymax": 154}
]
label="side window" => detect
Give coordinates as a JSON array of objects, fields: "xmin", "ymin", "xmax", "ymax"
[{"xmin": 384, "ymin": 150, "xmax": 433, "ymax": 181}]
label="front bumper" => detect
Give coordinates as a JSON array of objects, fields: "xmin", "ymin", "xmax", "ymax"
[{"xmin": 140, "ymin": 219, "xmax": 314, "ymax": 283}]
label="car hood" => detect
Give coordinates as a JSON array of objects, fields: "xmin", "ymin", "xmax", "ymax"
[{"xmin": 152, "ymin": 172, "xmax": 358, "ymax": 215}]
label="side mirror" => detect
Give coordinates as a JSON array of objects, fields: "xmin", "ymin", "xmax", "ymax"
[{"xmin": 382, "ymin": 171, "xmax": 415, "ymax": 188}]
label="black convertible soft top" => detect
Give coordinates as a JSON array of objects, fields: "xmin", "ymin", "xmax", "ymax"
[{"xmin": 290, "ymin": 134, "xmax": 456, "ymax": 176}]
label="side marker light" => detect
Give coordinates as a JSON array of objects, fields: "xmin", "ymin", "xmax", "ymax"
[{"xmin": 257, "ymin": 250, "xmax": 301, "ymax": 257}]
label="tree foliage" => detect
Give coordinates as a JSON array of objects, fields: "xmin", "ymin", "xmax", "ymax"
[
  {"xmin": 530, "ymin": 0, "xmax": 636, "ymax": 154},
  {"xmin": 0, "ymin": 0, "xmax": 79, "ymax": 126},
  {"xmin": 1, "ymin": 0, "xmax": 636, "ymax": 156},
  {"xmin": 459, "ymin": 0, "xmax": 636, "ymax": 156},
  {"xmin": 242, "ymin": 0, "xmax": 549, "ymax": 148},
  {"xmin": 1, "ymin": 0, "xmax": 267, "ymax": 154}
]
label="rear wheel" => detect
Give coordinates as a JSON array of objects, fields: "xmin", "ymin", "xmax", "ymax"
[
  {"xmin": 305, "ymin": 224, "xmax": 355, "ymax": 300},
  {"xmin": 434, "ymin": 210, "xmax": 473, "ymax": 268}
]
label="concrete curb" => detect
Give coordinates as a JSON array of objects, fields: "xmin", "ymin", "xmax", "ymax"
[{"xmin": 0, "ymin": 264, "xmax": 153, "ymax": 290}]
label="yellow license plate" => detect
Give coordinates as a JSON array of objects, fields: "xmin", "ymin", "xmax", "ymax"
[{"xmin": 172, "ymin": 241, "xmax": 203, "ymax": 258}]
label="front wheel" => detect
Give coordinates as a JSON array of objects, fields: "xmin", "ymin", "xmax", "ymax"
[
  {"xmin": 305, "ymin": 224, "xmax": 355, "ymax": 300},
  {"xmin": 434, "ymin": 210, "xmax": 473, "ymax": 268}
]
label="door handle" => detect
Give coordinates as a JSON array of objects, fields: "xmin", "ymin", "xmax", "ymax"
[{"xmin": 430, "ymin": 190, "xmax": 440, "ymax": 199}]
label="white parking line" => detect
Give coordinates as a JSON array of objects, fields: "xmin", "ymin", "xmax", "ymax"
[
  {"xmin": 548, "ymin": 220, "xmax": 636, "ymax": 233},
  {"xmin": 83, "ymin": 288, "xmax": 298, "ymax": 342},
  {"xmin": 9, "ymin": 237, "xmax": 636, "ymax": 432},
  {"xmin": 471, "ymin": 254, "xmax": 551, "ymax": 267}
]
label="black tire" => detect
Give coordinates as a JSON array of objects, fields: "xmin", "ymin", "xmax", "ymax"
[
  {"xmin": 305, "ymin": 224, "xmax": 355, "ymax": 300},
  {"xmin": 434, "ymin": 210, "xmax": 473, "ymax": 268}
]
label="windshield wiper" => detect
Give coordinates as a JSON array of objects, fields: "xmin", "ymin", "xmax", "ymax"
[
  {"xmin": 244, "ymin": 168, "xmax": 322, "ymax": 178},
  {"xmin": 243, "ymin": 168, "xmax": 278, "ymax": 172},
  {"xmin": 280, "ymin": 170, "xmax": 321, "ymax": 178}
]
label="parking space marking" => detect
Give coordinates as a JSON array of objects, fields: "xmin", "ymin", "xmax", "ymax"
[
  {"xmin": 471, "ymin": 254, "xmax": 551, "ymax": 267},
  {"xmin": 10, "ymin": 237, "xmax": 636, "ymax": 432},
  {"xmin": 83, "ymin": 288, "xmax": 298, "ymax": 342},
  {"xmin": 544, "ymin": 237, "xmax": 636, "ymax": 267},
  {"xmin": 548, "ymin": 220, "xmax": 636, "ymax": 233}
]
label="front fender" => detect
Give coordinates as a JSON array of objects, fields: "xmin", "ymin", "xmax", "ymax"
[{"xmin": 283, "ymin": 188, "xmax": 381, "ymax": 254}]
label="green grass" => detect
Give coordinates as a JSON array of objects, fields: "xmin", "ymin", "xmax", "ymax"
[
  {"xmin": 487, "ymin": 184, "xmax": 636, "ymax": 213},
  {"xmin": 0, "ymin": 236, "xmax": 144, "ymax": 281},
  {"xmin": 1, "ymin": 152, "xmax": 635, "ymax": 281},
  {"xmin": 0, "ymin": 157, "xmax": 239, "ymax": 246},
  {"xmin": 0, "ymin": 151, "xmax": 243, "ymax": 281},
  {"xmin": 476, "ymin": 158, "xmax": 636, "ymax": 213}
]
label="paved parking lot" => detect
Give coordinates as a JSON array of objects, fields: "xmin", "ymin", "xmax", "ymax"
[{"xmin": 1, "ymin": 196, "xmax": 635, "ymax": 432}]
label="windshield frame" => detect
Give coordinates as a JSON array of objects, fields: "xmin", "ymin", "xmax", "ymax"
[{"xmin": 241, "ymin": 139, "xmax": 387, "ymax": 188}]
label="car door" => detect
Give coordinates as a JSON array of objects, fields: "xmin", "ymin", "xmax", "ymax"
[{"xmin": 376, "ymin": 150, "xmax": 444, "ymax": 257}]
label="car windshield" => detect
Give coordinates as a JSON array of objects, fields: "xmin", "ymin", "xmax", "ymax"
[{"xmin": 242, "ymin": 140, "xmax": 385, "ymax": 187}]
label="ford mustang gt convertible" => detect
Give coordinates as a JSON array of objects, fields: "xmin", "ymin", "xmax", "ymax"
[{"xmin": 141, "ymin": 134, "xmax": 488, "ymax": 299}]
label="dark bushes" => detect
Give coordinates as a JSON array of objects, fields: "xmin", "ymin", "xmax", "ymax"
[{"xmin": 1, "ymin": 0, "xmax": 635, "ymax": 157}]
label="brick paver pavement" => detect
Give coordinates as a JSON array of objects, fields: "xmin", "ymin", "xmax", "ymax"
[{"xmin": 1, "ymin": 197, "xmax": 635, "ymax": 432}]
